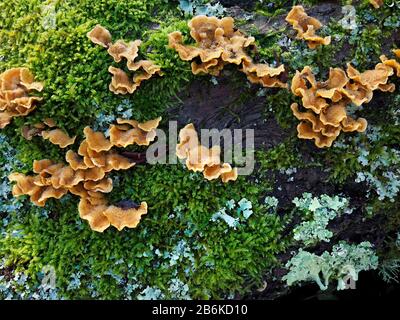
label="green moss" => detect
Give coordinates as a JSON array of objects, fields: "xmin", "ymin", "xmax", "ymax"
[{"xmin": 256, "ymin": 137, "xmax": 304, "ymax": 172}]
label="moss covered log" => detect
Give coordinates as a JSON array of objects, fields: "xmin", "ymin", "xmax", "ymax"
[{"xmin": 0, "ymin": 0, "xmax": 399, "ymax": 300}]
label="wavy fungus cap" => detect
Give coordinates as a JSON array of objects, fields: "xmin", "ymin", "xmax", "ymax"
[
  {"xmin": 291, "ymin": 63, "xmax": 392, "ymax": 111},
  {"xmin": 346, "ymin": 63, "xmax": 394, "ymax": 91},
  {"xmin": 189, "ymin": 16, "xmax": 235, "ymax": 44},
  {"xmin": 369, "ymin": 0, "xmax": 383, "ymax": 8},
  {"xmin": 107, "ymin": 39, "xmax": 141, "ymax": 63},
  {"xmin": 103, "ymin": 202, "xmax": 148, "ymax": 231},
  {"xmin": 289, "ymin": 62, "xmax": 381, "ymax": 148},
  {"xmin": 104, "ymin": 153, "xmax": 136, "ymax": 171},
  {"xmin": 107, "ymin": 63, "xmax": 161, "ymax": 95},
  {"xmin": 110, "ymin": 117, "xmax": 161, "ymax": 147},
  {"xmin": 291, "ymin": 101, "xmax": 367, "ymax": 148},
  {"xmin": 137, "ymin": 117, "xmax": 161, "ymax": 131},
  {"xmin": 291, "ymin": 67, "xmax": 328, "ymax": 113},
  {"xmin": 242, "ymin": 61, "xmax": 288, "ymax": 88},
  {"xmin": 186, "ymin": 145, "xmax": 221, "ymax": 172},
  {"xmin": 108, "ymin": 67, "xmax": 137, "ymax": 94},
  {"xmin": 0, "ymin": 68, "xmax": 43, "ymax": 128},
  {"xmin": 9, "ymin": 172, "xmax": 68, "ymax": 207},
  {"xmin": 49, "ymin": 166, "xmax": 85, "ymax": 189},
  {"xmin": 79, "ymin": 197, "xmax": 148, "ymax": 232},
  {"xmin": 87, "ymin": 25, "xmax": 162, "ymax": 95},
  {"xmin": 203, "ymin": 163, "xmax": 238, "ymax": 182},
  {"xmin": 87, "ymin": 24, "xmax": 112, "ymax": 48},
  {"xmin": 1, "ymin": 68, "xmax": 43, "ymax": 92},
  {"xmin": 176, "ymin": 123, "xmax": 238, "ymax": 182},
  {"xmin": 83, "ymin": 127, "xmax": 113, "ymax": 152},
  {"xmin": 42, "ymin": 129, "xmax": 76, "ymax": 148},
  {"xmin": 176, "ymin": 123, "xmax": 200, "ymax": 159},
  {"xmin": 380, "ymin": 49, "xmax": 400, "ymax": 78},
  {"xmin": 316, "ymin": 68, "xmax": 349, "ymax": 102},
  {"xmin": 78, "ymin": 197, "xmax": 110, "ymax": 232},
  {"xmin": 285, "ymin": 5, "xmax": 331, "ymax": 49},
  {"xmin": 83, "ymin": 178, "xmax": 113, "ymax": 193},
  {"xmin": 8, "ymin": 122, "xmax": 153, "ymax": 232},
  {"xmin": 168, "ymin": 16, "xmax": 286, "ymax": 88}
]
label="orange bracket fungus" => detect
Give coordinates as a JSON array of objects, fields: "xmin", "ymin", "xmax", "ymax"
[
  {"xmin": 380, "ymin": 49, "xmax": 400, "ymax": 78},
  {"xmin": 9, "ymin": 117, "xmax": 162, "ymax": 232},
  {"xmin": 290, "ymin": 56, "xmax": 398, "ymax": 148},
  {"xmin": 87, "ymin": 25, "xmax": 162, "ymax": 95},
  {"xmin": 21, "ymin": 119, "xmax": 76, "ymax": 148},
  {"xmin": 285, "ymin": 5, "xmax": 331, "ymax": 49},
  {"xmin": 22, "ymin": 120, "xmax": 50, "ymax": 141},
  {"xmin": 22, "ymin": 119, "xmax": 56, "ymax": 140},
  {"xmin": 369, "ymin": 0, "xmax": 383, "ymax": 8},
  {"xmin": 87, "ymin": 25, "xmax": 112, "ymax": 48},
  {"xmin": 0, "ymin": 68, "xmax": 43, "ymax": 128},
  {"xmin": 176, "ymin": 123, "xmax": 238, "ymax": 183},
  {"xmin": 168, "ymin": 16, "xmax": 287, "ymax": 88},
  {"xmin": 42, "ymin": 129, "xmax": 77, "ymax": 148},
  {"xmin": 110, "ymin": 117, "xmax": 160, "ymax": 147}
]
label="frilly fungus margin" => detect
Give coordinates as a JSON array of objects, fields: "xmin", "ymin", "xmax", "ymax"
[
  {"xmin": 176, "ymin": 123, "xmax": 238, "ymax": 183},
  {"xmin": 0, "ymin": 68, "xmax": 43, "ymax": 129},
  {"xmin": 285, "ymin": 5, "xmax": 331, "ymax": 49},
  {"xmin": 9, "ymin": 117, "xmax": 161, "ymax": 232},
  {"xmin": 168, "ymin": 15, "xmax": 287, "ymax": 88},
  {"xmin": 87, "ymin": 25, "xmax": 162, "ymax": 95},
  {"xmin": 290, "ymin": 51, "xmax": 399, "ymax": 148}
]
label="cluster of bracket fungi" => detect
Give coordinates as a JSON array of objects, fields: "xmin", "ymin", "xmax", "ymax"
[
  {"xmin": 285, "ymin": 5, "xmax": 331, "ymax": 49},
  {"xmin": 9, "ymin": 118, "xmax": 160, "ymax": 232},
  {"xmin": 176, "ymin": 123, "xmax": 238, "ymax": 183},
  {"xmin": 87, "ymin": 25, "xmax": 162, "ymax": 94},
  {"xmin": 0, "ymin": 68, "xmax": 43, "ymax": 129},
  {"xmin": 291, "ymin": 50, "xmax": 399, "ymax": 147},
  {"xmin": 4, "ymin": 4, "xmax": 400, "ymax": 232},
  {"xmin": 168, "ymin": 15, "xmax": 288, "ymax": 88}
]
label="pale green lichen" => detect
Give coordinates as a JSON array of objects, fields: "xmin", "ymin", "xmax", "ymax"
[
  {"xmin": 210, "ymin": 198, "xmax": 254, "ymax": 229},
  {"xmin": 293, "ymin": 193, "xmax": 352, "ymax": 246},
  {"xmin": 283, "ymin": 241, "xmax": 379, "ymax": 291},
  {"xmin": 178, "ymin": 0, "xmax": 225, "ymax": 17}
]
